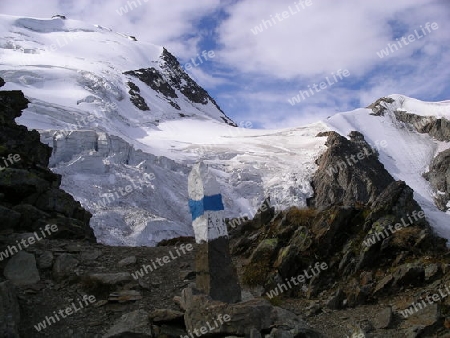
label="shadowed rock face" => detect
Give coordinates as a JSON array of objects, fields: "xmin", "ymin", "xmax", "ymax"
[
  {"xmin": 424, "ymin": 148, "xmax": 450, "ymax": 212},
  {"xmin": 0, "ymin": 78, "xmax": 95, "ymax": 240},
  {"xmin": 126, "ymin": 81, "xmax": 149, "ymax": 111},
  {"xmin": 308, "ymin": 131, "xmax": 394, "ymax": 209},
  {"xmin": 393, "ymin": 110, "xmax": 450, "ymax": 142}
]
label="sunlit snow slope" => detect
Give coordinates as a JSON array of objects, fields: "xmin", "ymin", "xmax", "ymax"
[{"xmin": 0, "ymin": 15, "xmax": 448, "ymax": 245}]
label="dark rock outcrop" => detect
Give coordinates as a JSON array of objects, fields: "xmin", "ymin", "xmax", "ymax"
[
  {"xmin": 0, "ymin": 281, "xmax": 20, "ymax": 337},
  {"xmin": 367, "ymin": 97, "xmax": 394, "ymax": 116},
  {"xmin": 308, "ymin": 131, "xmax": 394, "ymax": 209},
  {"xmin": 0, "ymin": 78, "xmax": 95, "ymax": 240},
  {"xmin": 181, "ymin": 287, "xmax": 324, "ymax": 337},
  {"xmin": 124, "ymin": 48, "xmax": 237, "ymax": 126},
  {"xmin": 126, "ymin": 81, "xmax": 149, "ymax": 111},
  {"xmin": 423, "ymin": 148, "xmax": 450, "ymax": 212},
  {"xmin": 393, "ymin": 110, "xmax": 450, "ymax": 142}
]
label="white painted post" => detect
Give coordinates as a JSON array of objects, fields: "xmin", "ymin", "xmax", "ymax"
[{"xmin": 188, "ymin": 162, "xmax": 241, "ymax": 303}]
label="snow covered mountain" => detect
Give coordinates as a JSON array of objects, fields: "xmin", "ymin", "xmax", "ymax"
[{"xmin": 1, "ymin": 15, "xmax": 449, "ymax": 246}]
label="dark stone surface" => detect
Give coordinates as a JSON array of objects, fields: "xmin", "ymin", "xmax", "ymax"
[
  {"xmin": 0, "ymin": 281, "xmax": 21, "ymax": 337},
  {"xmin": 195, "ymin": 236, "xmax": 241, "ymax": 303},
  {"xmin": 0, "ymin": 77, "xmax": 95, "ymax": 240},
  {"xmin": 308, "ymin": 131, "xmax": 394, "ymax": 209},
  {"xmin": 126, "ymin": 81, "xmax": 149, "ymax": 111},
  {"xmin": 394, "ymin": 110, "xmax": 450, "ymax": 142},
  {"xmin": 253, "ymin": 198, "xmax": 275, "ymax": 228},
  {"xmin": 423, "ymin": 148, "xmax": 450, "ymax": 212}
]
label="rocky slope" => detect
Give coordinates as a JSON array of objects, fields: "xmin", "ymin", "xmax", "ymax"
[{"xmin": 228, "ymin": 129, "xmax": 450, "ymax": 337}]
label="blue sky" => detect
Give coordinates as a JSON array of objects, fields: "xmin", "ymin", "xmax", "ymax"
[{"xmin": 1, "ymin": 0, "xmax": 449, "ymax": 128}]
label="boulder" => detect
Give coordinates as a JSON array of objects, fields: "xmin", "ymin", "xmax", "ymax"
[
  {"xmin": 4, "ymin": 251, "xmax": 40, "ymax": 286},
  {"xmin": 0, "ymin": 206, "xmax": 21, "ymax": 230},
  {"xmin": 373, "ymin": 306, "xmax": 393, "ymax": 329},
  {"xmin": 87, "ymin": 272, "xmax": 132, "ymax": 285},
  {"xmin": 149, "ymin": 309, "xmax": 184, "ymax": 324},
  {"xmin": 182, "ymin": 288, "xmax": 323, "ymax": 337},
  {"xmin": 308, "ymin": 131, "xmax": 394, "ymax": 208},
  {"xmin": 118, "ymin": 255, "xmax": 137, "ymax": 267},
  {"xmin": 0, "ymin": 281, "xmax": 21, "ymax": 338},
  {"xmin": 53, "ymin": 253, "xmax": 79, "ymax": 281},
  {"xmin": 103, "ymin": 310, "xmax": 152, "ymax": 337},
  {"xmin": 38, "ymin": 250, "xmax": 54, "ymax": 269}
]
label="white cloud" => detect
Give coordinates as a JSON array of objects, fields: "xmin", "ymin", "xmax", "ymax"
[{"xmin": 217, "ymin": 0, "xmax": 448, "ymax": 79}]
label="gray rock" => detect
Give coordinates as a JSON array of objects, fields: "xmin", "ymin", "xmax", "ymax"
[
  {"xmin": 250, "ymin": 328, "xmax": 262, "ymax": 338},
  {"xmin": 401, "ymin": 303, "xmax": 440, "ymax": 329},
  {"xmin": 424, "ymin": 263, "xmax": 441, "ymax": 281},
  {"xmin": 117, "ymin": 255, "xmax": 136, "ymax": 267},
  {"xmin": 423, "ymin": 148, "xmax": 450, "ymax": 212},
  {"xmin": 252, "ymin": 198, "xmax": 275, "ymax": 228},
  {"xmin": 393, "ymin": 110, "xmax": 450, "ymax": 142},
  {"xmin": 0, "ymin": 281, "xmax": 21, "ymax": 337},
  {"xmin": 155, "ymin": 324, "xmax": 188, "ymax": 337},
  {"xmin": 403, "ymin": 325, "xmax": 425, "ymax": 338},
  {"xmin": 103, "ymin": 309, "xmax": 152, "ymax": 337},
  {"xmin": 108, "ymin": 290, "xmax": 142, "ymax": 302},
  {"xmin": 87, "ymin": 272, "xmax": 132, "ymax": 285},
  {"xmin": 373, "ymin": 306, "xmax": 393, "ymax": 329},
  {"xmin": 0, "ymin": 206, "xmax": 21, "ymax": 231},
  {"xmin": 182, "ymin": 289, "xmax": 323, "ymax": 337},
  {"xmin": 308, "ymin": 131, "xmax": 394, "ymax": 208},
  {"xmin": 53, "ymin": 253, "xmax": 79, "ymax": 280},
  {"xmin": 149, "ymin": 308, "xmax": 184, "ymax": 323},
  {"xmin": 326, "ymin": 288, "xmax": 346, "ymax": 310},
  {"xmin": 0, "ymin": 169, "xmax": 50, "ymax": 200},
  {"xmin": 4, "ymin": 251, "xmax": 40, "ymax": 285},
  {"xmin": 80, "ymin": 249, "xmax": 101, "ymax": 261},
  {"xmin": 392, "ymin": 263, "xmax": 425, "ymax": 288},
  {"xmin": 38, "ymin": 251, "xmax": 54, "ymax": 269},
  {"xmin": 180, "ymin": 270, "xmax": 196, "ymax": 281},
  {"xmin": 12, "ymin": 204, "xmax": 50, "ymax": 231}
]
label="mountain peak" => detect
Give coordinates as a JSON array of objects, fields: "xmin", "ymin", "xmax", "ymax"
[{"xmin": 0, "ymin": 14, "xmax": 235, "ymax": 137}]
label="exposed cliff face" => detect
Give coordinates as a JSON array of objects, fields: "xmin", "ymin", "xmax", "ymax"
[
  {"xmin": 0, "ymin": 78, "xmax": 95, "ymax": 240},
  {"xmin": 423, "ymin": 148, "xmax": 450, "ymax": 212},
  {"xmin": 308, "ymin": 131, "xmax": 394, "ymax": 209},
  {"xmin": 393, "ymin": 110, "xmax": 450, "ymax": 142}
]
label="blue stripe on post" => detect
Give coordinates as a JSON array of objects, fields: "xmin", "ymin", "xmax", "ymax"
[
  {"xmin": 204, "ymin": 194, "xmax": 224, "ymax": 212},
  {"xmin": 188, "ymin": 194, "xmax": 224, "ymax": 221},
  {"xmin": 188, "ymin": 199, "xmax": 204, "ymax": 221}
]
